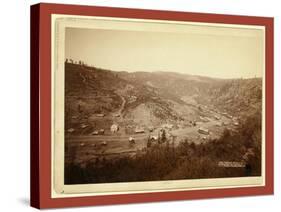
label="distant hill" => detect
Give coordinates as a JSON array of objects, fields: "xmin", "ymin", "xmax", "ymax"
[{"xmin": 65, "ymin": 62, "xmax": 262, "ymax": 130}]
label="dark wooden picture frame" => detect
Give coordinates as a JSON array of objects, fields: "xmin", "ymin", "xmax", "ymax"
[{"xmin": 31, "ymin": 3, "xmax": 274, "ymax": 209}]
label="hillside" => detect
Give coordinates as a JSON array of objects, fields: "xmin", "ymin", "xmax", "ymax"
[
  {"xmin": 64, "ymin": 62, "xmax": 262, "ymax": 136},
  {"xmin": 64, "ymin": 62, "xmax": 263, "ymax": 183}
]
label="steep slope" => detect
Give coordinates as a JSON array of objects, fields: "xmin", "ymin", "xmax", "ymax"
[
  {"xmin": 64, "ymin": 63, "xmax": 192, "ymax": 131},
  {"xmin": 119, "ymin": 71, "xmax": 262, "ymax": 117},
  {"xmin": 209, "ymin": 78, "xmax": 262, "ymax": 118},
  {"xmin": 64, "ymin": 62, "xmax": 262, "ymax": 134}
]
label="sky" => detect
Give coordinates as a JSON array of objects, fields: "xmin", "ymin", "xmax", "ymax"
[{"xmin": 65, "ymin": 25, "xmax": 264, "ymax": 79}]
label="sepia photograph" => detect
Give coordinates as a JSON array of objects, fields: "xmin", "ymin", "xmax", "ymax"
[
  {"xmin": 50, "ymin": 14, "xmax": 266, "ymax": 196},
  {"xmin": 61, "ymin": 20, "xmax": 264, "ymax": 186}
]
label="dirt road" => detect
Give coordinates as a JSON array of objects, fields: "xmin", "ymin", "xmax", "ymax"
[{"xmin": 112, "ymin": 92, "xmax": 126, "ymax": 119}]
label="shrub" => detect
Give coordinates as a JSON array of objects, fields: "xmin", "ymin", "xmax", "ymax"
[{"xmin": 65, "ymin": 114, "xmax": 261, "ymax": 184}]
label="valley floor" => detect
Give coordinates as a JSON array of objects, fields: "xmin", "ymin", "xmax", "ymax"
[{"xmin": 65, "ymin": 111, "xmax": 237, "ymax": 166}]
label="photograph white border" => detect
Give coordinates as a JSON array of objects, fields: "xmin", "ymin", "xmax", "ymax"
[{"xmin": 51, "ymin": 14, "xmax": 266, "ymax": 198}]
